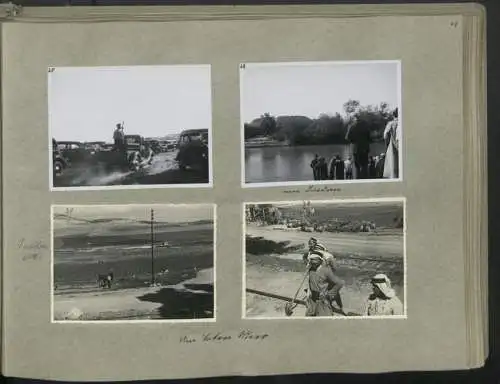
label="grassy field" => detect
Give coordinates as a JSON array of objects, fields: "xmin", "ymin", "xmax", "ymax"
[
  {"xmin": 53, "ymin": 217, "xmax": 214, "ymax": 320},
  {"xmin": 245, "ymin": 220, "xmax": 405, "ymax": 318}
]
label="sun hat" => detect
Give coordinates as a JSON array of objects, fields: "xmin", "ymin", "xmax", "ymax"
[{"xmin": 371, "ymin": 273, "xmax": 396, "ymax": 299}]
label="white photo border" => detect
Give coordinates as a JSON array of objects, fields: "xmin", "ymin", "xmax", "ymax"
[
  {"xmin": 50, "ymin": 203, "xmax": 217, "ymax": 324},
  {"xmin": 241, "ymin": 196, "xmax": 407, "ymax": 320},
  {"xmin": 48, "ymin": 64, "xmax": 214, "ymax": 192},
  {"xmin": 239, "ymin": 60, "xmax": 403, "ymax": 188}
]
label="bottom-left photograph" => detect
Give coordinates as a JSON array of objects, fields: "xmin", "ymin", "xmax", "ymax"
[{"xmin": 51, "ymin": 203, "xmax": 215, "ymax": 322}]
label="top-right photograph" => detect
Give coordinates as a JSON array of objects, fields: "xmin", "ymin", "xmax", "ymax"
[{"xmin": 240, "ymin": 61, "xmax": 401, "ymax": 187}]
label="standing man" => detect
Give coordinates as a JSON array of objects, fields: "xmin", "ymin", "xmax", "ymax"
[
  {"xmin": 344, "ymin": 156, "xmax": 353, "ymax": 180},
  {"xmin": 113, "ymin": 122, "xmax": 125, "ymax": 152},
  {"xmin": 345, "ymin": 110, "xmax": 372, "ymax": 179},
  {"xmin": 304, "ymin": 253, "xmax": 345, "ymax": 316},
  {"xmin": 310, "ymin": 154, "xmax": 320, "ymax": 180},
  {"xmin": 334, "ymin": 155, "xmax": 345, "ymax": 180},
  {"xmin": 383, "ymin": 108, "xmax": 400, "ymax": 179}
]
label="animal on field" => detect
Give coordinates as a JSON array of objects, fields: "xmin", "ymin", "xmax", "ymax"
[{"xmin": 97, "ymin": 272, "xmax": 114, "ymax": 289}]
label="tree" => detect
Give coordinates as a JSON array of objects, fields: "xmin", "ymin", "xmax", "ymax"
[
  {"xmin": 260, "ymin": 113, "xmax": 277, "ymax": 136},
  {"xmin": 343, "ymin": 99, "xmax": 361, "ymax": 115}
]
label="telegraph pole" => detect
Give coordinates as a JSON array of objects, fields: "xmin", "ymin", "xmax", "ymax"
[{"xmin": 151, "ymin": 208, "xmax": 155, "ymax": 285}]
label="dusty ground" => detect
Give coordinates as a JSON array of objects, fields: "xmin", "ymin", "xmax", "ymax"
[
  {"xmin": 54, "ymin": 268, "xmax": 214, "ymax": 321},
  {"xmin": 54, "ymin": 151, "xmax": 208, "ymax": 187},
  {"xmin": 245, "ymin": 224, "xmax": 404, "ymax": 318}
]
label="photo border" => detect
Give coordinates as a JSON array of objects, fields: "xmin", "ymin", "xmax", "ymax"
[
  {"xmin": 239, "ymin": 60, "xmax": 403, "ymax": 188},
  {"xmin": 48, "ymin": 64, "xmax": 214, "ymax": 192},
  {"xmin": 50, "ymin": 203, "xmax": 217, "ymax": 324},
  {"xmin": 241, "ymin": 196, "xmax": 407, "ymax": 320}
]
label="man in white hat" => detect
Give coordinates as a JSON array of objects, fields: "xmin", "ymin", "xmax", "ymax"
[
  {"xmin": 364, "ymin": 273, "xmax": 403, "ymax": 316},
  {"xmin": 304, "ymin": 253, "xmax": 345, "ymax": 317}
]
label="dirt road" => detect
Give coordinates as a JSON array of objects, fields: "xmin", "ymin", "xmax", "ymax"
[{"xmin": 246, "ymin": 224, "xmax": 403, "ymax": 260}]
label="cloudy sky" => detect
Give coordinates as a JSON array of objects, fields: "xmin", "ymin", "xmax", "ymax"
[
  {"xmin": 49, "ymin": 65, "xmax": 212, "ymax": 142},
  {"xmin": 53, "ymin": 204, "xmax": 214, "ymax": 223},
  {"xmin": 240, "ymin": 61, "xmax": 400, "ymax": 122}
]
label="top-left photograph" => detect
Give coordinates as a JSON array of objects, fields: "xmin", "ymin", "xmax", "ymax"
[{"xmin": 49, "ymin": 65, "xmax": 212, "ymax": 190}]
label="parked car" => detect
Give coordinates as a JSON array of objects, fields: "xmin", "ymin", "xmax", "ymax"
[
  {"xmin": 56, "ymin": 141, "xmax": 95, "ymax": 164},
  {"xmin": 175, "ymin": 129, "xmax": 209, "ymax": 174},
  {"xmin": 52, "ymin": 138, "xmax": 69, "ymax": 177}
]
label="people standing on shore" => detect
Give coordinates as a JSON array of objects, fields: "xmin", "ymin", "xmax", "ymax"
[
  {"xmin": 318, "ymin": 156, "xmax": 328, "ymax": 180},
  {"xmin": 375, "ymin": 153, "xmax": 385, "ymax": 178},
  {"xmin": 310, "ymin": 154, "xmax": 320, "ymax": 180},
  {"xmin": 328, "ymin": 155, "xmax": 345, "ymax": 180},
  {"xmin": 345, "ymin": 156, "xmax": 353, "ymax": 179},
  {"xmin": 368, "ymin": 156, "xmax": 376, "ymax": 178}
]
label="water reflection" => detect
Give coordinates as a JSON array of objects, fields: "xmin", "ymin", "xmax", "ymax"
[{"xmin": 245, "ymin": 143, "xmax": 386, "ymax": 183}]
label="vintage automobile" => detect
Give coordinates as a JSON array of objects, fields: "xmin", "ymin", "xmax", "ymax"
[
  {"xmin": 94, "ymin": 134, "xmax": 154, "ymax": 172},
  {"xmin": 56, "ymin": 141, "xmax": 95, "ymax": 164},
  {"xmin": 52, "ymin": 138, "xmax": 70, "ymax": 177},
  {"xmin": 175, "ymin": 129, "xmax": 209, "ymax": 174},
  {"xmin": 145, "ymin": 139, "xmax": 162, "ymax": 154},
  {"xmin": 84, "ymin": 141, "xmax": 106, "ymax": 153}
]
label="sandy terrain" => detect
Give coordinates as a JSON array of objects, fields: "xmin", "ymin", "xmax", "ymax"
[
  {"xmin": 245, "ymin": 225, "xmax": 404, "ymax": 318},
  {"xmin": 54, "ymin": 268, "xmax": 214, "ymax": 321}
]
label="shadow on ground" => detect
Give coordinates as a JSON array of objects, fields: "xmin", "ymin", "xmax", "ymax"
[
  {"xmin": 137, "ymin": 286, "xmax": 214, "ymax": 320},
  {"xmin": 246, "ymin": 235, "xmax": 304, "ymax": 255}
]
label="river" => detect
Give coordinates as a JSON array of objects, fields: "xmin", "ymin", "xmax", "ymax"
[{"xmin": 244, "ymin": 143, "xmax": 386, "ymax": 184}]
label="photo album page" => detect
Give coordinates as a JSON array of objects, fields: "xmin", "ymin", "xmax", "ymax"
[{"xmin": 0, "ymin": 4, "xmax": 486, "ymax": 381}]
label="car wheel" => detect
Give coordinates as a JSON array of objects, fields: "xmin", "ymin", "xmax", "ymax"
[{"xmin": 53, "ymin": 160, "xmax": 64, "ymax": 176}]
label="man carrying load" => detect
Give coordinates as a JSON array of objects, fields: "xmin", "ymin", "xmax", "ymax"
[
  {"xmin": 303, "ymin": 237, "xmax": 339, "ymax": 272},
  {"xmin": 304, "ymin": 253, "xmax": 345, "ymax": 317}
]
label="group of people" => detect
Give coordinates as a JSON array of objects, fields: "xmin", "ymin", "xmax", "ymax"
[
  {"xmin": 301, "ymin": 237, "xmax": 403, "ymax": 317},
  {"xmin": 310, "ymin": 153, "xmax": 386, "ymax": 181},
  {"xmin": 310, "ymin": 108, "xmax": 400, "ymax": 181}
]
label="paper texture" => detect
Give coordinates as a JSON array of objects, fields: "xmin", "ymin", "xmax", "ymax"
[{"xmin": 0, "ymin": 7, "xmax": 475, "ymax": 381}]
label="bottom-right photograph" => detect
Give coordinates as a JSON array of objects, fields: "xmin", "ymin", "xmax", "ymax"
[{"xmin": 243, "ymin": 198, "xmax": 406, "ymax": 319}]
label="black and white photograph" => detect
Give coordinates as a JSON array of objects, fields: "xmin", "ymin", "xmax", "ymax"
[
  {"xmin": 243, "ymin": 199, "xmax": 405, "ymax": 318},
  {"xmin": 49, "ymin": 65, "xmax": 212, "ymax": 190},
  {"xmin": 241, "ymin": 61, "xmax": 401, "ymax": 186},
  {"xmin": 51, "ymin": 204, "xmax": 215, "ymax": 322}
]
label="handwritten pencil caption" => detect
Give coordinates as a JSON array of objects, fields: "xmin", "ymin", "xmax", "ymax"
[
  {"xmin": 180, "ymin": 330, "xmax": 269, "ymax": 344},
  {"xmin": 284, "ymin": 185, "xmax": 341, "ymax": 194},
  {"xmin": 17, "ymin": 238, "xmax": 48, "ymax": 261}
]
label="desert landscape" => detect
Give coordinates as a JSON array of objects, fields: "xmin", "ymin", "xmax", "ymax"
[
  {"xmin": 244, "ymin": 201, "xmax": 405, "ymax": 318},
  {"xmin": 53, "ymin": 206, "xmax": 214, "ymax": 321}
]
